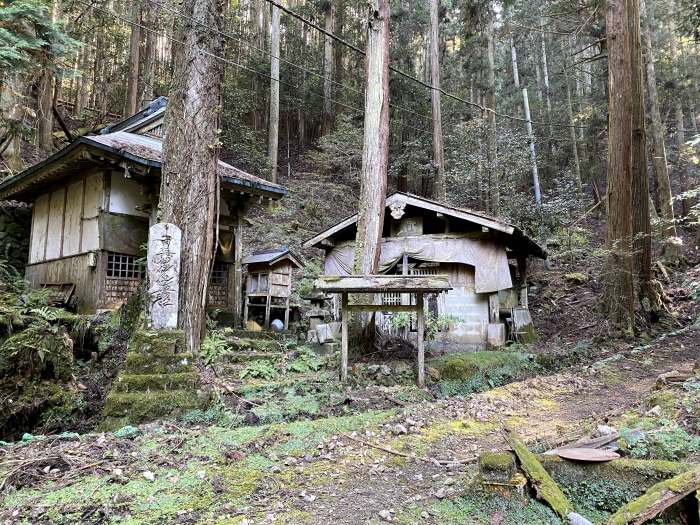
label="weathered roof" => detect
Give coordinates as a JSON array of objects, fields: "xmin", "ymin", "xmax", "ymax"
[
  {"xmin": 0, "ymin": 132, "xmax": 287, "ymax": 201},
  {"xmin": 100, "ymin": 96, "xmax": 167, "ymax": 134},
  {"xmin": 302, "ymin": 192, "xmax": 546, "ymax": 259},
  {"xmin": 242, "ymin": 246, "xmax": 303, "ymax": 268}
]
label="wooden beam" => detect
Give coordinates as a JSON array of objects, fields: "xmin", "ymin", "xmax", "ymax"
[
  {"xmin": 489, "ymin": 293, "xmax": 500, "ymax": 323},
  {"xmin": 315, "ymin": 274, "xmax": 451, "ymax": 293},
  {"xmin": 232, "ymin": 205, "xmax": 244, "ymax": 327},
  {"xmin": 341, "ymin": 292, "xmax": 349, "ymax": 383},
  {"xmin": 416, "ymin": 292, "xmax": 425, "ymax": 388},
  {"xmin": 344, "ymin": 304, "xmax": 420, "ymax": 313}
]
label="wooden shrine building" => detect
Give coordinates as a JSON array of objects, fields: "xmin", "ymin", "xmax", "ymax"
[
  {"xmin": 303, "ymin": 192, "xmax": 547, "ymax": 350},
  {"xmin": 0, "ymin": 97, "xmax": 287, "ymax": 323},
  {"xmin": 242, "ymin": 246, "xmax": 302, "ymax": 330}
]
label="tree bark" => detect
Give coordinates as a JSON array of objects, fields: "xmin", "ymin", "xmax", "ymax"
[
  {"xmin": 602, "ymin": 0, "xmax": 635, "ymax": 334},
  {"xmin": 668, "ymin": 19, "xmax": 689, "ymax": 218},
  {"xmin": 353, "ymin": 0, "xmax": 390, "ymax": 275},
  {"xmin": 139, "ymin": 2, "xmax": 157, "ymax": 108},
  {"xmin": 0, "ymin": 74, "xmax": 25, "ymax": 173},
  {"xmin": 36, "ymin": 67, "xmax": 54, "ymax": 152},
  {"xmin": 564, "ymin": 50, "xmax": 582, "ymax": 192},
  {"xmin": 629, "ymin": 0, "xmax": 659, "ymax": 316},
  {"xmin": 125, "ymin": 0, "xmax": 142, "ymax": 116},
  {"xmin": 321, "ymin": 1, "xmax": 335, "ymax": 136},
  {"xmin": 485, "ymin": 15, "xmax": 498, "ymax": 214},
  {"xmin": 641, "ymin": 0, "xmax": 679, "ymax": 262},
  {"xmin": 159, "ymin": 0, "xmax": 225, "ymax": 352},
  {"xmin": 333, "ymin": 0, "xmax": 344, "ymax": 118},
  {"xmin": 268, "ymin": 2, "xmax": 280, "ymax": 183},
  {"xmin": 430, "ymin": 0, "xmax": 445, "ymax": 202},
  {"xmin": 522, "ymin": 88, "xmax": 542, "ymax": 207}
]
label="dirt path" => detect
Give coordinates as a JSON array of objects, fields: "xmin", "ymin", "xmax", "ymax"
[{"xmin": 280, "ymin": 327, "xmax": 700, "ymax": 524}]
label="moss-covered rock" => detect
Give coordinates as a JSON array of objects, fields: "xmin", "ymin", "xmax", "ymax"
[
  {"xmin": 129, "ymin": 329, "xmax": 186, "ymax": 356},
  {"xmin": 113, "ymin": 371, "xmax": 201, "ymax": 392},
  {"xmin": 102, "ymin": 389, "xmax": 208, "ymax": 421},
  {"xmin": 478, "ymin": 452, "xmax": 517, "ymax": 482},
  {"xmin": 123, "ymin": 351, "xmax": 196, "ymax": 374}
]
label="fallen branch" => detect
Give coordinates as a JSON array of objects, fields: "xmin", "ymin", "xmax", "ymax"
[
  {"xmin": 341, "ymin": 432, "xmax": 476, "ymax": 466},
  {"xmin": 505, "ymin": 429, "xmax": 593, "ymax": 525},
  {"xmin": 607, "ymin": 464, "xmax": 700, "ymax": 525}
]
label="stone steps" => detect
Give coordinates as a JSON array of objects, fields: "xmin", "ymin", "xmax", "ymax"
[
  {"xmin": 112, "ymin": 371, "xmax": 201, "ymax": 393},
  {"xmin": 225, "ymin": 337, "xmax": 283, "ymax": 353},
  {"xmin": 217, "ymin": 351, "xmax": 283, "ymax": 365},
  {"xmin": 100, "ymin": 329, "xmax": 209, "ymax": 430}
]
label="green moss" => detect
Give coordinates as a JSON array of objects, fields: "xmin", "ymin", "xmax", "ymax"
[
  {"xmin": 102, "ymin": 389, "xmax": 209, "ymax": 422},
  {"xmin": 123, "ymin": 351, "xmax": 196, "ymax": 374},
  {"xmin": 113, "ymin": 372, "xmax": 200, "ymax": 392},
  {"xmin": 129, "ymin": 329, "xmax": 185, "ymax": 356},
  {"xmin": 608, "ymin": 465, "xmax": 700, "ymax": 524},
  {"xmin": 479, "ymin": 452, "xmax": 516, "ymax": 471}
]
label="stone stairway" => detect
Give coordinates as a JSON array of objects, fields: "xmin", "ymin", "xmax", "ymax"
[{"xmin": 100, "ymin": 329, "xmax": 209, "ymax": 430}]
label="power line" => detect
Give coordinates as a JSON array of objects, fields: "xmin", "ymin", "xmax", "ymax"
[
  {"xmin": 262, "ymin": 0, "xmax": 605, "ymax": 132},
  {"xmin": 72, "ymin": 0, "xmax": 431, "ymax": 138},
  {"xmin": 147, "ymin": 0, "xmax": 433, "ymax": 125}
]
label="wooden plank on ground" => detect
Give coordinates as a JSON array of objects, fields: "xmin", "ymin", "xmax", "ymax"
[{"xmin": 315, "ymin": 274, "xmax": 451, "ymax": 293}]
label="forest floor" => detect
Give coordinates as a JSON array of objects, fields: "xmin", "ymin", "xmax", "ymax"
[{"xmin": 1, "ymin": 225, "xmax": 700, "ymax": 524}]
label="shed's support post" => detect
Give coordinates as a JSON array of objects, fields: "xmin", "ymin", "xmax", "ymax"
[
  {"xmin": 243, "ymin": 295, "xmax": 249, "ymax": 328},
  {"xmin": 284, "ymin": 265, "xmax": 292, "ymax": 329},
  {"xmin": 233, "ymin": 206, "xmax": 244, "ymax": 327},
  {"xmin": 264, "ymin": 285, "xmax": 271, "ymax": 328},
  {"xmin": 416, "ymin": 292, "xmax": 425, "ymax": 388},
  {"xmin": 341, "ymin": 292, "xmax": 349, "ymax": 383},
  {"xmin": 488, "ymin": 293, "xmax": 500, "ymax": 323},
  {"xmin": 517, "ymin": 256, "xmax": 529, "ymax": 308}
]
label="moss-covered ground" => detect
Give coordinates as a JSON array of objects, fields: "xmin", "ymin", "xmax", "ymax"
[{"xmin": 2, "ymin": 319, "xmax": 700, "ymax": 524}]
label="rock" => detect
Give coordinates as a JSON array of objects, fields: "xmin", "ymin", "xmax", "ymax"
[
  {"xmin": 306, "ymin": 329, "xmax": 319, "ymax": 344},
  {"xmin": 393, "ymin": 424, "xmax": 408, "ymax": 435},
  {"xmin": 427, "ymin": 367, "xmax": 441, "ymax": 381},
  {"xmin": 378, "ymin": 509, "xmax": 393, "ymax": 521},
  {"xmin": 147, "ymin": 223, "xmax": 182, "ymax": 329},
  {"xmin": 564, "ymin": 272, "xmax": 588, "ymax": 284},
  {"xmin": 435, "ymin": 488, "xmax": 447, "ymax": 499},
  {"xmin": 315, "ymin": 323, "xmax": 335, "ymax": 343},
  {"xmin": 420, "ymin": 511, "xmax": 429, "ymax": 519},
  {"xmin": 646, "ymin": 405, "xmax": 662, "ymax": 417},
  {"xmin": 379, "ymin": 364, "xmax": 392, "ymax": 376},
  {"xmin": 142, "ymin": 470, "xmax": 155, "ymax": 481},
  {"xmin": 596, "ymin": 425, "xmax": 617, "ymax": 436}
]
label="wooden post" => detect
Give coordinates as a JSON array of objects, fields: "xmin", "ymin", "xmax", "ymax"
[
  {"xmin": 488, "ymin": 293, "xmax": 500, "ymax": 323},
  {"xmin": 284, "ymin": 265, "xmax": 292, "ymax": 329},
  {"xmin": 264, "ymin": 280, "xmax": 272, "ymax": 328},
  {"xmin": 517, "ymin": 255, "xmax": 528, "ymax": 308},
  {"xmin": 233, "ymin": 207, "xmax": 244, "ymax": 327},
  {"xmin": 416, "ymin": 292, "xmax": 425, "ymax": 388},
  {"xmin": 341, "ymin": 292, "xmax": 349, "ymax": 382}
]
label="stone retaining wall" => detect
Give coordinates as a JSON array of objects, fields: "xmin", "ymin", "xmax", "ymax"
[{"xmin": 0, "ymin": 202, "xmax": 31, "ymax": 272}]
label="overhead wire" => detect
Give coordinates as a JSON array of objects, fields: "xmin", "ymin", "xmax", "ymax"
[
  {"xmin": 72, "ymin": 0, "xmax": 432, "ymax": 138},
  {"xmin": 261, "ymin": 0, "xmax": 604, "ymax": 132}
]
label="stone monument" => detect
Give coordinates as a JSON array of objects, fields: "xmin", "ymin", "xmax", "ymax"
[{"xmin": 147, "ymin": 222, "xmax": 181, "ymax": 329}]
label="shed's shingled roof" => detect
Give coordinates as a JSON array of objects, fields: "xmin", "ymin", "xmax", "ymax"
[{"xmin": 242, "ymin": 246, "xmax": 303, "ymax": 268}]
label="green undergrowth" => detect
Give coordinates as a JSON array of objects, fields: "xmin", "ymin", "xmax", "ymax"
[
  {"xmin": 429, "ymin": 351, "xmax": 538, "ymax": 397},
  {"xmin": 2, "ymin": 409, "xmax": 396, "ymax": 524}
]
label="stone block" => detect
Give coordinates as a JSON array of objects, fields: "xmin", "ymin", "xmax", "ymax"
[
  {"xmin": 306, "ymin": 329, "xmax": 319, "ymax": 344},
  {"xmin": 487, "ymin": 323, "xmax": 506, "ymax": 347},
  {"xmin": 315, "ymin": 323, "xmax": 336, "ymax": 343}
]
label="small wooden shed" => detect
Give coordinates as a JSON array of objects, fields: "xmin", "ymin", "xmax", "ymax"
[{"xmin": 242, "ymin": 246, "xmax": 303, "ymax": 330}]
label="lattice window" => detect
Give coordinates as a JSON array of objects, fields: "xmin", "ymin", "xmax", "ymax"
[
  {"xmin": 106, "ymin": 253, "xmax": 143, "ymax": 279},
  {"xmin": 409, "ymin": 267, "xmax": 439, "ymax": 276},
  {"xmin": 211, "ymin": 263, "xmax": 228, "ymax": 286},
  {"xmin": 382, "ymin": 292, "xmax": 402, "ymax": 306}
]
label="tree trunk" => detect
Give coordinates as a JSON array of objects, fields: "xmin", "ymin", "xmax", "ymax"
[
  {"xmin": 321, "ymin": 1, "xmax": 335, "ymax": 136},
  {"xmin": 668, "ymin": 19, "xmax": 689, "ymax": 218},
  {"xmin": 36, "ymin": 67, "xmax": 54, "ymax": 152},
  {"xmin": 522, "ymin": 88, "xmax": 542, "ymax": 207},
  {"xmin": 629, "ymin": 0, "xmax": 658, "ymax": 317},
  {"xmin": 159, "ymin": 0, "xmax": 225, "ymax": 352},
  {"xmin": 353, "ymin": 0, "xmax": 390, "ymax": 275},
  {"xmin": 268, "ymin": 2, "xmax": 280, "ymax": 183},
  {"xmin": 602, "ymin": 0, "xmax": 635, "ymax": 334},
  {"xmin": 139, "ymin": 3, "xmax": 157, "ymax": 108},
  {"xmin": 485, "ymin": 15, "xmax": 498, "ymax": 214},
  {"xmin": 430, "ymin": 0, "xmax": 445, "ymax": 202},
  {"xmin": 125, "ymin": 0, "xmax": 142, "ymax": 116},
  {"xmin": 641, "ymin": 0, "xmax": 679, "ymax": 262},
  {"xmin": 0, "ymin": 74, "xmax": 25, "ymax": 173},
  {"xmin": 564, "ymin": 50, "xmax": 582, "ymax": 191},
  {"xmin": 333, "ymin": 0, "xmax": 344, "ymax": 118}
]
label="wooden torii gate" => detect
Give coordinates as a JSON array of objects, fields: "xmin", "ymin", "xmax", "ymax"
[{"xmin": 314, "ymin": 275, "xmax": 452, "ymax": 387}]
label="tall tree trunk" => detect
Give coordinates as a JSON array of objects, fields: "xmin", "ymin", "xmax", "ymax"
[
  {"xmin": 641, "ymin": 0, "xmax": 680, "ymax": 262},
  {"xmin": 564, "ymin": 64, "xmax": 582, "ymax": 191},
  {"xmin": 430, "ymin": 0, "xmax": 445, "ymax": 201},
  {"xmin": 353, "ymin": 0, "xmax": 390, "ymax": 275},
  {"xmin": 139, "ymin": 2, "xmax": 157, "ymax": 107},
  {"xmin": 668, "ymin": 18, "xmax": 689, "ymax": 218},
  {"xmin": 333, "ymin": 0, "xmax": 344, "ymax": 118},
  {"xmin": 0, "ymin": 74, "xmax": 25, "ymax": 173},
  {"xmin": 159, "ymin": 0, "xmax": 225, "ymax": 352},
  {"xmin": 268, "ymin": 3, "xmax": 280, "ymax": 183},
  {"xmin": 522, "ymin": 87, "xmax": 542, "ymax": 207},
  {"xmin": 602, "ymin": 0, "xmax": 635, "ymax": 334},
  {"xmin": 629, "ymin": 0, "xmax": 658, "ymax": 316},
  {"xmin": 125, "ymin": 0, "xmax": 142, "ymax": 116},
  {"xmin": 36, "ymin": 67, "xmax": 54, "ymax": 152},
  {"xmin": 485, "ymin": 15, "xmax": 498, "ymax": 214},
  {"xmin": 321, "ymin": 1, "xmax": 335, "ymax": 136},
  {"xmin": 540, "ymin": 20, "xmax": 553, "ymax": 144}
]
